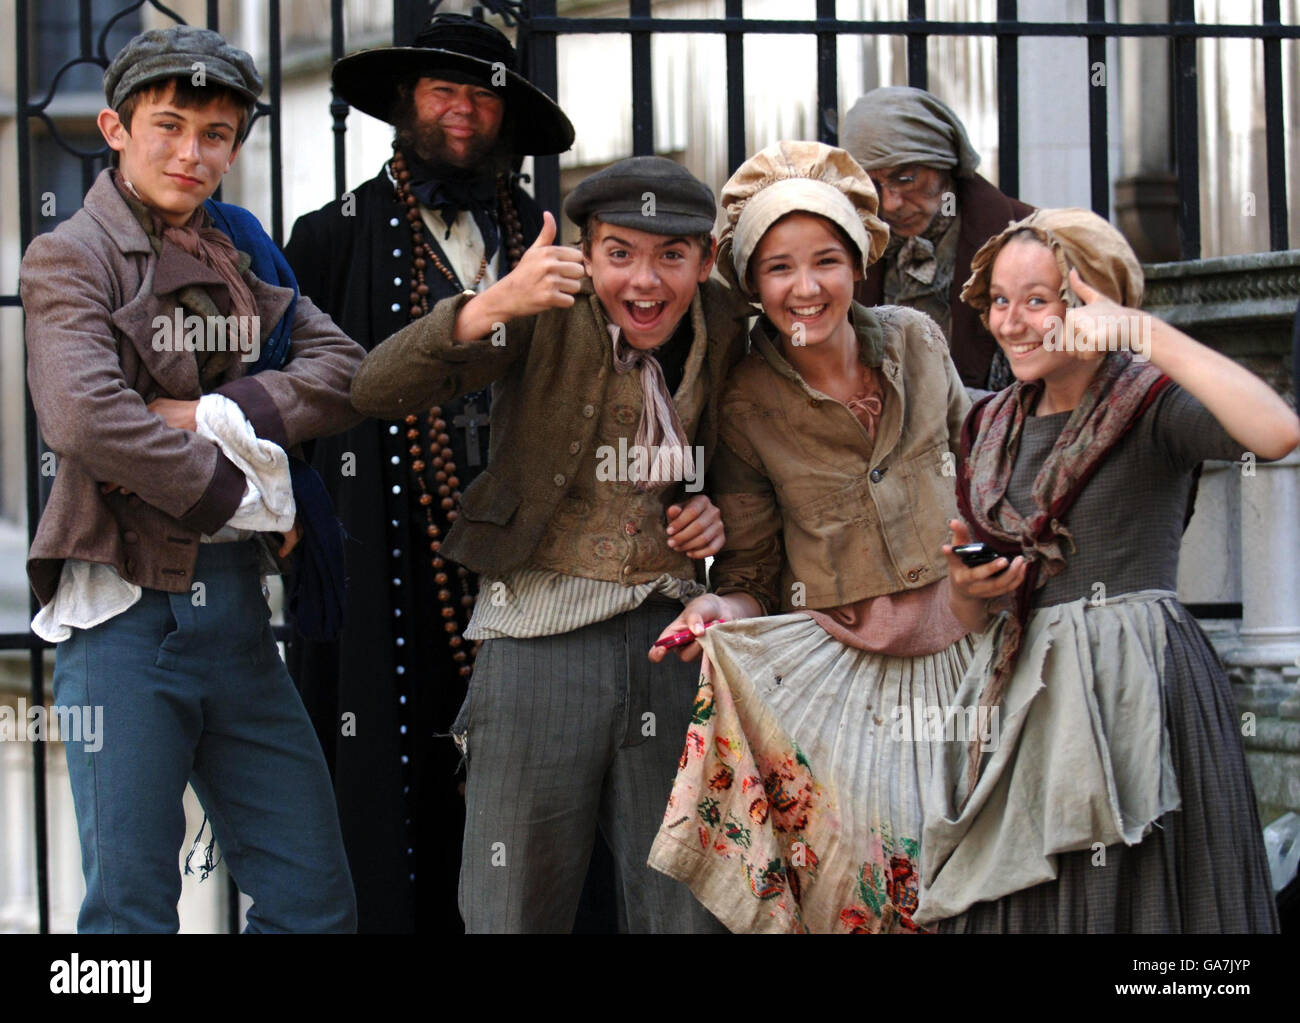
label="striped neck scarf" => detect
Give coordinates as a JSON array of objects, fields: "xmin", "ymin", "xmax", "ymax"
[{"xmin": 608, "ymin": 323, "xmax": 696, "ymax": 491}]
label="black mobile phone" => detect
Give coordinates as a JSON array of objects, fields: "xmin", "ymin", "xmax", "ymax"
[{"xmin": 953, "ymin": 542, "xmax": 1007, "ymax": 570}]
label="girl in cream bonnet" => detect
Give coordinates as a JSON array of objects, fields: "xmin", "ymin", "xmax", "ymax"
[{"xmin": 648, "ymin": 140, "xmax": 975, "ymax": 933}]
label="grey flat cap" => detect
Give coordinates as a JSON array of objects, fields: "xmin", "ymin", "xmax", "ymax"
[
  {"xmin": 104, "ymin": 26, "xmax": 263, "ymax": 111},
  {"xmin": 564, "ymin": 157, "xmax": 716, "ymax": 236}
]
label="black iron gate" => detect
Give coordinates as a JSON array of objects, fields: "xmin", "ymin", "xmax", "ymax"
[{"xmin": 4, "ymin": 0, "xmax": 1296, "ymax": 934}]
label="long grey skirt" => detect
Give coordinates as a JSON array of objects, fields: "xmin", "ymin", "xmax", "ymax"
[{"xmin": 939, "ymin": 599, "xmax": 1277, "ymax": 933}]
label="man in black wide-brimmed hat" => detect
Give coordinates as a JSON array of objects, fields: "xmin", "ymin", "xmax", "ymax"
[{"xmin": 283, "ymin": 10, "xmax": 574, "ymax": 934}]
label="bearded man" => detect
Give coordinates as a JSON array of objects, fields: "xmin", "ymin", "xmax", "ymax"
[{"xmin": 283, "ymin": 11, "xmax": 574, "ymax": 933}]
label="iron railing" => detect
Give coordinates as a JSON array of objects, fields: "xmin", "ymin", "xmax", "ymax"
[{"xmin": 5, "ymin": 0, "xmax": 1296, "ymax": 934}]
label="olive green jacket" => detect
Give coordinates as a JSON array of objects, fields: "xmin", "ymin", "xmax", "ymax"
[{"xmin": 351, "ymin": 277, "xmax": 750, "ymax": 579}]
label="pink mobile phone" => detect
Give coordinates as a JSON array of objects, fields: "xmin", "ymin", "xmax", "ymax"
[{"xmin": 653, "ymin": 620, "xmax": 726, "ymax": 649}]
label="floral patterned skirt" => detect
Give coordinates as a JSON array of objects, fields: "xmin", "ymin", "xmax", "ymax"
[{"xmin": 648, "ymin": 613, "xmax": 975, "ymax": 933}]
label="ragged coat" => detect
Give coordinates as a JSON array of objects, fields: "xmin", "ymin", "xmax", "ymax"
[{"xmin": 21, "ymin": 169, "xmax": 364, "ymax": 606}]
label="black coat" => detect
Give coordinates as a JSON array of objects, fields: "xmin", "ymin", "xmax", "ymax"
[{"xmin": 283, "ymin": 164, "xmax": 542, "ymax": 932}]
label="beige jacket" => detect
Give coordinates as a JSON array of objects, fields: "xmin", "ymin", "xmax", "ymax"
[{"xmin": 710, "ymin": 302, "xmax": 969, "ymax": 612}]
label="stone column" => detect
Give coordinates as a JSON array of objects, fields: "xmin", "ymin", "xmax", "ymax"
[
  {"xmin": 1114, "ymin": 0, "xmax": 1179, "ymax": 261},
  {"xmin": 1225, "ymin": 447, "xmax": 1300, "ymax": 823},
  {"xmin": 1225, "ymin": 446, "xmax": 1300, "ymax": 701},
  {"xmin": 1015, "ymin": 0, "xmax": 1122, "ymax": 210},
  {"xmin": 177, "ymin": 784, "xmax": 230, "ymax": 933}
]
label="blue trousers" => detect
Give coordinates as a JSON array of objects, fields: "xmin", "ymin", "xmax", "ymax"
[{"xmin": 53, "ymin": 542, "xmax": 356, "ymax": 933}]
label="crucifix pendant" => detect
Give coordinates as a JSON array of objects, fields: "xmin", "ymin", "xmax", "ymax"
[{"xmin": 453, "ymin": 400, "xmax": 489, "ymax": 467}]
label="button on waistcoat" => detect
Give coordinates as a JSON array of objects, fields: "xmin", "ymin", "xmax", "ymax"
[{"xmin": 527, "ymin": 350, "xmax": 704, "ymax": 583}]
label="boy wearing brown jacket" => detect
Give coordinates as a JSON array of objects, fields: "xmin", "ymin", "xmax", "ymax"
[
  {"xmin": 21, "ymin": 26, "xmax": 363, "ymax": 932},
  {"xmin": 352, "ymin": 157, "xmax": 748, "ymax": 932}
]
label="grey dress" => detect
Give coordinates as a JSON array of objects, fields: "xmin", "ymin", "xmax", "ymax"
[{"xmin": 940, "ymin": 384, "xmax": 1278, "ymax": 933}]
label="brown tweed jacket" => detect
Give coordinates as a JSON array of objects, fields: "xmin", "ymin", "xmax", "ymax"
[
  {"xmin": 21, "ymin": 169, "xmax": 364, "ymax": 604},
  {"xmin": 351, "ymin": 276, "xmax": 750, "ymax": 579}
]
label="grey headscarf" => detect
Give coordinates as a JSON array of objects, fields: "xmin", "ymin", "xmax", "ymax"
[{"xmin": 840, "ymin": 86, "xmax": 981, "ymax": 179}]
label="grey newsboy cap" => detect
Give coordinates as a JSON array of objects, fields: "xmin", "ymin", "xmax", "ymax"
[
  {"xmin": 104, "ymin": 25, "xmax": 263, "ymax": 112},
  {"xmin": 564, "ymin": 157, "xmax": 716, "ymax": 236}
]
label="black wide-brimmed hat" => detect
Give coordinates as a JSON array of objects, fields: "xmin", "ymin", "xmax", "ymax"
[{"xmin": 331, "ymin": 12, "xmax": 574, "ymax": 156}]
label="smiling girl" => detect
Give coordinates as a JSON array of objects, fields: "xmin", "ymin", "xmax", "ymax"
[
  {"xmin": 648, "ymin": 141, "xmax": 973, "ymax": 932},
  {"xmin": 916, "ymin": 208, "xmax": 1297, "ymax": 933}
]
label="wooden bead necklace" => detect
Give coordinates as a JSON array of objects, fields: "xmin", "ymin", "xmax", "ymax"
[{"xmin": 390, "ymin": 144, "xmax": 527, "ymax": 677}]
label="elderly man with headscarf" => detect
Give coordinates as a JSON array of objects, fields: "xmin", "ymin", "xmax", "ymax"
[{"xmin": 842, "ymin": 86, "xmax": 1033, "ymax": 392}]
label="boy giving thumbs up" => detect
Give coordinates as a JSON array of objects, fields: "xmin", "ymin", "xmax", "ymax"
[{"xmin": 351, "ymin": 156, "xmax": 749, "ymax": 932}]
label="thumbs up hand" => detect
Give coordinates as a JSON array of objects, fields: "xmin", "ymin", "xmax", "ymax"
[
  {"xmin": 1061, "ymin": 267, "xmax": 1142, "ymax": 362},
  {"xmin": 452, "ymin": 211, "xmax": 586, "ymax": 341},
  {"xmin": 528, "ymin": 209, "xmax": 558, "ymax": 250},
  {"xmin": 496, "ymin": 211, "xmax": 586, "ymax": 316}
]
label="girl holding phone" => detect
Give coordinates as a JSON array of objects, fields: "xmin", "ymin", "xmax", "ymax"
[{"xmin": 916, "ymin": 208, "xmax": 1295, "ymax": 932}]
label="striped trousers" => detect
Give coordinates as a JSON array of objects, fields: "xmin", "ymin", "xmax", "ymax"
[{"xmin": 454, "ymin": 596, "xmax": 725, "ymax": 933}]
